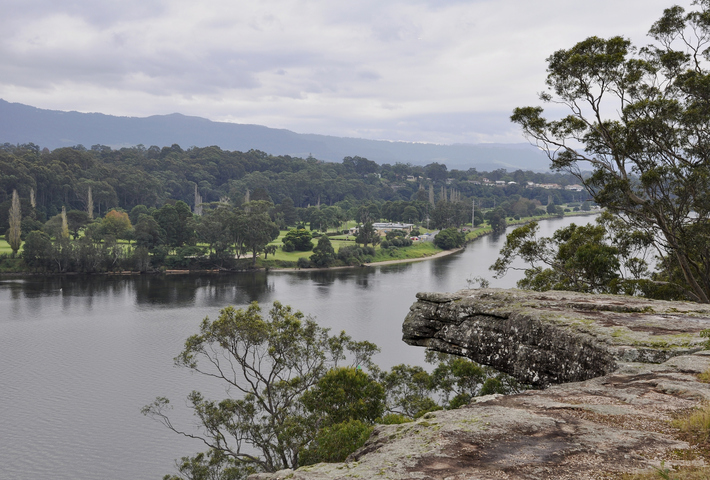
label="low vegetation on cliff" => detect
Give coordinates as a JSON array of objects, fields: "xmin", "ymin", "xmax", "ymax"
[{"xmin": 142, "ymin": 300, "xmax": 524, "ymax": 480}]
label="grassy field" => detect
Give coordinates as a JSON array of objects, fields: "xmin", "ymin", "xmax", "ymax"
[{"xmin": 0, "ymin": 239, "xmax": 21, "ymax": 255}]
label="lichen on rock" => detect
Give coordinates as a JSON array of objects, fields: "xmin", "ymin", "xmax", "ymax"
[
  {"xmin": 403, "ymin": 288, "xmax": 710, "ymax": 386},
  {"xmin": 250, "ymin": 289, "xmax": 710, "ymax": 480}
]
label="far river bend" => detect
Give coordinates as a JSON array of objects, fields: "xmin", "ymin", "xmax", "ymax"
[{"xmin": 0, "ymin": 215, "xmax": 595, "ymax": 480}]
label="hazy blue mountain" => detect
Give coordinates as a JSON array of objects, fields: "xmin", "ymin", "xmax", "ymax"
[{"xmin": 0, "ymin": 99, "xmax": 550, "ymax": 171}]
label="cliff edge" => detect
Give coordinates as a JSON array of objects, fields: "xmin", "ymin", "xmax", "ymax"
[{"xmin": 251, "ymin": 289, "xmax": 710, "ymax": 479}]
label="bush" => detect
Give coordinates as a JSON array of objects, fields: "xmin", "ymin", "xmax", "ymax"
[
  {"xmin": 283, "ymin": 228, "xmax": 313, "ymax": 252},
  {"xmin": 297, "ymin": 257, "xmax": 311, "ymax": 268},
  {"xmin": 299, "ymin": 420, "xmax": 373, "ymax": 465},
  {"xmin": 433, "ymin": 228, "xmax": 465, "ymax": 250},
  {"xmin": 336, "ymin": 245, "xmax": 376, "ymax": 265},
  {"xmin": 379, "ymin": 413, "xmax": 411, "ymax": 425}
]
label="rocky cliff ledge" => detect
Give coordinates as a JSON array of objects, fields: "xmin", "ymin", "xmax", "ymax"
[
  {"xmin": 252, "ymin": 289, "xmax": 710, "ymax": 479},
  {"xmin": 403, "ymin": 289, "xmax": 710, "ymax": 387}
]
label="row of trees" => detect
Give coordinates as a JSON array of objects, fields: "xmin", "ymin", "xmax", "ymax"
[
  {"xmin": 16, "ymin": 198, "xmax": 281, "ymax": 272},
  {"xmin": 143, "ymin": 301, "xmax": 522, "ymax": 480}
]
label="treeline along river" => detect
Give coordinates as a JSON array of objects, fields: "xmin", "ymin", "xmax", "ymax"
[{"xmin": 0, "ymin": 216, "xmax": 594, "ymax": 480}]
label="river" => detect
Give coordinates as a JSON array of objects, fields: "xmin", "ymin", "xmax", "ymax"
[{"xmin": 0, "ymin": 215, "xmax": 595, "ymax": 480}]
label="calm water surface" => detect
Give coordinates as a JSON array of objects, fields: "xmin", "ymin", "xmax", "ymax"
[{"xmin": 0, "ymin": 216, "xmax": 595, "ymax": 480}]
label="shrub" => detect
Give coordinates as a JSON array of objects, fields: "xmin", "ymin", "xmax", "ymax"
[
  {"xmin": 433, "ymin": 228, "xmax": 465, "ymax": 250},
  {"xmin": 297, "ymin": 257, "xmax": 311, "ymax": 268},
  {"xmin": 282, "ymin": 228, "xmax": 313, "ymax": 252},
  {"xmin": 299, "ymin": 420, "xmax": 373, "ymax": 465},
  {"xmin": 379, "ymin": 413, "xmax": 411, "ymax": 425}
]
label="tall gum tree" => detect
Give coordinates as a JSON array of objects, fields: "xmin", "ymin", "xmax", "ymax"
[{"xmin": 511, "ymin": 1, "xmax": 710, "ymax": 302}]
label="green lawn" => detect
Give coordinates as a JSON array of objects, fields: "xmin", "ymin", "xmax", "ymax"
[
  {"xmin": 0, "ymin": 238, "xmax": 20, "ymax": 255},
  {"xmin": 370, "ymin": 241, "xmax": 442, "ymax": 262}
]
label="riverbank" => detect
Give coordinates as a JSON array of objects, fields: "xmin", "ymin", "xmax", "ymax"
[
  {"xmin": 0, "ymin": 211, "xmax": 600, "ymax": 276},
  {"xmin": 362, "ymin": 247, "xmax": 464, "ymax": 266}
]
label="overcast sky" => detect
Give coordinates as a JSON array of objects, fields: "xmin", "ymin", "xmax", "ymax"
[{"xmin": 0, "ymin": 0, "xmax": 695, "ymax": 145}]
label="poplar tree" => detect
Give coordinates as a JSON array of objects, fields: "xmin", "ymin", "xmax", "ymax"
[
  {"xmin": 8, "ymin": 189, "xmax": 21, "ymax": 255},
  {"xmin": 87, "ymin": 186, "xmax": 93, "ymax": 220},
  {"xmin": 61, "ymin": 206, "xmax": 70, "ymax": 239}
]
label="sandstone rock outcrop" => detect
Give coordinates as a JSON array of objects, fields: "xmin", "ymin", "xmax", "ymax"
[
  {"xmin": 251, "ymin": 289, "xmax": 710, "ymax": 480},
  {"xmin": 403, "ymin": 289, "xmax": 710, "ymax": 386}
]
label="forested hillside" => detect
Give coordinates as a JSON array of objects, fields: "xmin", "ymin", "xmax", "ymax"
[{"xmin": 0, "ymin": 142, "xmax": 581, "ymax": 227}]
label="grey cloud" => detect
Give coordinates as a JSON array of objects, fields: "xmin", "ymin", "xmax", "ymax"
[
  {"xmin": 1, "ymin": 0, "xmax": 166, "ymax": 28},
  {"xmin": 0, "ymin": 0, "xmax": 699, "ymax": 146}
]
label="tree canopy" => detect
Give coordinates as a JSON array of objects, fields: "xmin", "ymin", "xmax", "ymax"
[
  {"xmin": 511, "ymin": 1, "xmax": 710, "ymax": 302},
  {"xmin": 143, "ymin": 301, "xmax": 525, "ymax": 480}
]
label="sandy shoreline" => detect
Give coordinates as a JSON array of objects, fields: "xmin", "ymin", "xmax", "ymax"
[
  {"xmin": 267, "ymin": 246, "xmax": 464, "ymax": 272},
  {"xmin": 361, "ymin": 247, "xmax": 464, "ymax": 266}
]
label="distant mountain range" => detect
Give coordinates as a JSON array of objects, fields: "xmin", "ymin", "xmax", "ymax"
[{"xmin": 0, "ymin": 99, "xmax": 550, "ymax": 171}]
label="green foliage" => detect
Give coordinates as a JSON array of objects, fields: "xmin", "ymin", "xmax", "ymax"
[
  {"xmin": 162, "ymin": 450, "xmax": 255, "ymax": 480},
  {"xmin": 489, "ymin": 213, "xmax": 677, "ymax": 298},
  {"xmin": 302, "ymin": 367, "xmax": 385, "ymax": 427},
  {"xmin": 65, "ymin": 209, "xmax": 90, "ymax": 238},
  {"xmin": 355, "ymin": 221, "xmax": 380, "ymax": 247},
  {"xmin": 310, "ymin": 235, "xmax": 336, "ymax": 267},
  {"xmin": 336, "ymin": 245, "xmax": 375, "ymax": 265},
  {"xmin": 430, "ymin": 200, "xmax": 470, "ymax": 229},
  {"xmin": 379, "ymin": 413, "xmax": 412, "ymax": 425},
  {"xmin": 283, "ymin": 228, "xmax": 313, "ymax": 252},
  {"xmin": 433, "ymin": 227, "xmax": 465, "ymax": 250},
  {"xmin": 153, "ymin": 201, "xmax": 194, "ymax": 247},
  {"xmin": 144, "ymin": 299, "xmax": 530, "ymax": 479},
  {"xmin": 101, "ymin": 209, "xmax": 133, "ymax": 239},
  {"xmin": 144, "ymin": 302, "xmax": 382, "ymax": 479},
  {"xmin": 236, "ymin": 211, "xmax": 279, "ymax": 265},
  {"xmin": 488, "ymin": 209, "xmax": 507, "ymax": 234},
  {"xmin": 511, "ymin": 2, "xmax": 710, "ymax": 302},
  {"xmin": 21, "ymin": 231, "xmax": 52, "ymax": 270},
  {"xmin": 134, "ymin": 214, "xmax": 165, "ymax": 250},
  {"xmin": 299, "ymin": 420, "xmax": 373, "ymax": 466},
  {"xmin": 377, "ymin": 364, "xmax": 438, "ymax": 418}
]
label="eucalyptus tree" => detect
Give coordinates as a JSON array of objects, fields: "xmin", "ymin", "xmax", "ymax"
[
  {"xmin": 511, "ymin": 1, "xmax": 710, "ymax": 302},
  {"xmin": 142, "ymin": 302, "xmax": 380, "ymax": 479}
]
